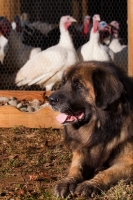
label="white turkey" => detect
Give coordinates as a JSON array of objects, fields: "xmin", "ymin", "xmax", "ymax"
[
  {"xmin": 109, "ymin": 21, "xmax": 128, "ymax": 72},
  {"xmin": 15, "ymin": 16, "xmax": 79, "ymax": 91},
  {"xmin": 0, "ymin": 16, "xmax": 12, "ymax": 64},
  {"xmin": 77, "ymin": 14, "xmax": 113, "ymax": 62},
  {"xmin": 98, "ymin": 21, "xmax": 114, "ymax": 61},
  {"xmin": 0, "ymin": 35, "xmax": 8, "ymax": 64},
  {"xmin": 109, "ymin": 21, "xmax": 127, "ymax": 53}
]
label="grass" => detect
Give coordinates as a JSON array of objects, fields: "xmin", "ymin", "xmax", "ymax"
[{"xmin": 0, "ymin": 126, "xmax": 132, "ymax": 200}]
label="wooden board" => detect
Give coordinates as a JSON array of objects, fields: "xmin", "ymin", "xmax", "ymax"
[
  {"xmin": 0, "ymin": 0, "xmax": 20, "ymax": 21},
  {"xmin": 0, "ymin": 90, "xmax": 62, "ymax": 128},
  {"xmin": 0, "ymin": 90, "xmax": 49, "ymax": 101},
  {"xmin": 128, "ymin": 0, "xmax": 133, "ymax": 76},
  {"xmin": 82, "ymin": 0, "xmax": 88, "ymax": 21},
  {"xmin": 0, "ymin": 106, "xmax": 61, "ymax": 128}
]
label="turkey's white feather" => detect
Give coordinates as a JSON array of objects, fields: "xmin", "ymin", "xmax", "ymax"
[{"xmin": 109, "ymin": 38, "xmax": 127, "ymax": 53}]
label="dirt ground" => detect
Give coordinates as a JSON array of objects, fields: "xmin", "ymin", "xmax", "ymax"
[
  {"xmin": 0, "ymin": 127, "xmax": 69, "ymax": 200},
  {"xmin": 0, "ymin": 126, "xmax": 132, "ymax": 200}
]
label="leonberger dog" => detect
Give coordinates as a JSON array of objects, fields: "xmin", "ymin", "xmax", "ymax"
[{"xmin": 48, "ymin": 61, "xmax": 133, "ymax": 198}]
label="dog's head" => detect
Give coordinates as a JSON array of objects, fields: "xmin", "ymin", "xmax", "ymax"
[{"xmin": 48, "ymin": 61, "xmax": 125, "ymax": 125}]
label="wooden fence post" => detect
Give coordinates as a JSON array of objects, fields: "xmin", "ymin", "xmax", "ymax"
[
  {"xmin": 128, "ymin": 0, "xmax": 133, "ymax": 76},
  {"xmin": 0, "ymin": 0, "xmax": 20, "ymax": 21},
  {"xmin": 82, "ymin": 0, "xmax": 88, "ymax": 21}
]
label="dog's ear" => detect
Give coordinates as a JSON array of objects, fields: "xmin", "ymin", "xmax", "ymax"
[{"xmin": 92, "ymin": 68, "xmax": 124, "ymax": 109}]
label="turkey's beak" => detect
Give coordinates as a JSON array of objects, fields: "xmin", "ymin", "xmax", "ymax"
[
  {"xmin": 70, "ymin": 17, "xmax": 77, "ymax": 23},
  {"xmin": 97, "ymin": 15, "xmax": 101, "ymax": 22}
]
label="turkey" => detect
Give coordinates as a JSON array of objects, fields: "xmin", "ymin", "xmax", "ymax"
[
  {"xmin": 15, "ymin": 16, "xmax": 79, "ymax": 91},
  {"xmin": 0, "ymin": 34, "xmax": 8, "ymax": 64},
  {"xmin": 11, "ymin": 15, "xmax": 23, "ymax": 33},
  {"xmin": 69, "ymin": 15, "xmax": 91, "ymax": 49},
  {"xmin": 0, "ymin": 17, "xmax": 12, "ymax": 38},
  {"xmin": 77, "ymin": 14, "xmax": 113, "ymax": 62},
  {"xmin": 0, "ymin": 16, "xmax": 41, "ymax": 72},
  {"xmin": 3, "ymin": 30, "xmax": 41, "ymax": 73},
  {"xmin": 0, "ymin": 16, "xmax": 12, "ymax": 64},
  {"xmin": 109, "ymin": 21, "xmax": 128, "ymax": 71},
  {"xmin": 80, "ymin": 15, "xmax": 91, "ymax": 35},
  {"xmin": 98, "ymin": 21, "xmax": 114, "ymax": 61},
  {"xmin": 98, "ymin": 21, "xmax": 111, "ymax": 45},
  {"xmin": 109, "ymin": 21, "xmax": 127, "ymax": 53},
  {"xmin": 12, "ymin": 13, "xmax": 29, "ymax": 31}
]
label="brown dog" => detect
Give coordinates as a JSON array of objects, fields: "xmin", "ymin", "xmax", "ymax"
[{"xmin": 48, "ymin": 61, "xmax": 133, "ymax": 198}]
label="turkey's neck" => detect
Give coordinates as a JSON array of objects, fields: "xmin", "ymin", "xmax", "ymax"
[
  {"xmin": 82, "ymin": 21, "xmax": 90, "ymax": 35},
  {"xmin": 59, "ymin": 26, "xmax": 74, "ymax": 49},
  {"xmin": 89, "ymin": 20, "xmax": 100, "ymax": 43},
  {"xmin": 90, "ymin": 28, "xmax": 99, "ymax": 43},
  {"xmin": 93, "ymin": 20, "xmax": 99, "ymax": 33}
]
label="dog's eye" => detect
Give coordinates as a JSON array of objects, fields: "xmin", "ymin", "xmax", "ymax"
[{"xmin": 73, "ymin": 81, "xmax": 83, "ymax": 89}]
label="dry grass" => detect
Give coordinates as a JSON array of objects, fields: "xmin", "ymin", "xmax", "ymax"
[{"xmin": 0, "ymin": 126, "xmax": 132, "ymax": 200}]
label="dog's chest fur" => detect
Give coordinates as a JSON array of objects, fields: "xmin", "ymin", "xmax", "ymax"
[{"xmin": 64, "ymin": 115, "xmax": 133, "ymax": 169}]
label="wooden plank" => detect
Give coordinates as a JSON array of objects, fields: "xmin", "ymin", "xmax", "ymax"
[
  {"xmin": 72, "ymin": 0, "xmax": 79, "ymax": 21},
  {"xmin": 0, "ymin": 90, "xmax": 51, "ymax": 101},
  {"xmin": 10, "ymin": 0, "xmax": 20, "ymax": 21},
  {"xmin": 128, "ymin": 0, "xmax": 133, "ymax": 76},
  {"xmin": 0, "ymin": 106, "xmax": 61, "ymax": 128},
  {"xmin": 0, "ymin": 0, "xmax": 7, "ymax": 18},
  {"xmin": 82, "ymin": 0, "xmax": 88, "ymax": 21},
  {"xmin": 0, "ymin": 90, "xmax": 62, "ymax": 128}
]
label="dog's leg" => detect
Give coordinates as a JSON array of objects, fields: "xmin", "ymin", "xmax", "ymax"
[
  {"xmin": 75, "ymin": 156, "xmax": 133, "ymax": 197},
  {"xmin": 54, "ymin": 151, "xmax": 85, "ymax": 198}
]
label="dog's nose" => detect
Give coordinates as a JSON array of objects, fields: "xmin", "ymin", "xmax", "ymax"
[{"xmin": 48, "ymin": 96, "xmax": 59, "ymax": 106}]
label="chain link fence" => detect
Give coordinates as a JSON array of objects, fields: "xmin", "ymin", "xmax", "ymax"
[{"xmin": 0, "ymin": 0, "xmax": 127, "ymax": 90}]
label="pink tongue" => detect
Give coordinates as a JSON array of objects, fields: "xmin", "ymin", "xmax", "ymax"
[
  {"xmin": 56, "ymin": 113, "xmax": 68, "ymax": 123},
  {"xmin": 56, "ymin": 113, "xmax": 84, "ymax": 124},
  {"xmin": 56, "ymin": 113, "xmax": 76, "ymax": 123}
]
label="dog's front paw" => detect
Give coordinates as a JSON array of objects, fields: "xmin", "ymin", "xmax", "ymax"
[
  {"xmin": 54, "ymin": 178, "xmax": 78, "ymax": 198},
  {"xmin": 75, "ymin": 181, "xmax": 101, "ymax": 197}
]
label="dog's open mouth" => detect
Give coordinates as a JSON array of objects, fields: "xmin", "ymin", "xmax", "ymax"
[{"xmin": 56, "ymin": 112, "xmax": 84, "ymax": 124}]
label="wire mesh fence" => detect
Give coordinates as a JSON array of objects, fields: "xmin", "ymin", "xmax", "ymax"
[{"xmin": 0, "ymin": 0, "xmax": 128, "ymax": 90}]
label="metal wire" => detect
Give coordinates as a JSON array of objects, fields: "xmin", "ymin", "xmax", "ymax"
[{"xmin": 0, "ymin": 0, "xmax": 127, "ymax": 90}]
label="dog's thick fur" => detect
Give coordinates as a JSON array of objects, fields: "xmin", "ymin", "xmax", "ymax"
[{"xmin": 48, "ymin": 61, "xmax": 133, "ymax": 198}]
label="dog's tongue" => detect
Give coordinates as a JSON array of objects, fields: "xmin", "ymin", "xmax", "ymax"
[
  {"xmin": 56, "ymin": 113, "xmax": 83, "ymax": 124},
  {"xmin": 56, "ymin": 113, "xmax": 67, "ymax": 123}
]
